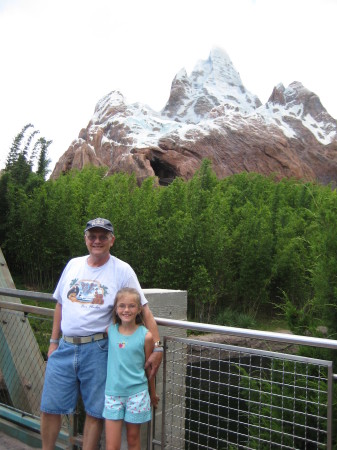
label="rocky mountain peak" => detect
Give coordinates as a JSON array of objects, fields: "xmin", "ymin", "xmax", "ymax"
[
  {"xmin": 268, "ymin": 81, "xmax": 327, "ymax": 117},
  {"xmin": 161, "ymin": 68, "xmax": 192, "ymax": 120},
  {"xmin": 268, "ymin": 83, "xmax": 287, "ymax": 106},
  {"xmin": 162, "ymin": 47, "xmax": 261, "ymax": 124},
  {"xmin": 51, "ymin": 48, "xmax": 337, "ymax": 187},
  {"xmin": 92, "ymin": 91, "xmax": 127, "ymax": 120},
  {"xmin": 262, "ymin": 81, "xmax": 337, "ymax": 145}
]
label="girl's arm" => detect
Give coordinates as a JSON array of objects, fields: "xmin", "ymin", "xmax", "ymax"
[{"xmin": 145, "ymin": 331, "xmax": 159, "ymax": 408}]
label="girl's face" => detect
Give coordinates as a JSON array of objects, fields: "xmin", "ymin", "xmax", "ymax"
[{"xmin": 116, "ymin": 294, "xmax": 141, "ymax": 324}]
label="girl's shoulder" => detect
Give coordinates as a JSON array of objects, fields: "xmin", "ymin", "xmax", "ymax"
[
  {"xmin": 136, "ymin": 324, "xmax": 150, "ymax": 339},
  {"xmin": 108, "ymin": 323, "xmax": 118, "ymax": 333},
  {"xmin": 139, "ymin": 324, "xmax": 149, "ymax": 333}
]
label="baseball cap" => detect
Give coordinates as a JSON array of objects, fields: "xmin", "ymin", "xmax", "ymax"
[{"xmin": 84, "ymin": 218, "xmax": 114, "ymax": 234}]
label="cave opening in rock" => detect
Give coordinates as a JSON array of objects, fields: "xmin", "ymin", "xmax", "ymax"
[{"xmin": 150, "ymin": 157, "xmax": 177, "ymax": 186}]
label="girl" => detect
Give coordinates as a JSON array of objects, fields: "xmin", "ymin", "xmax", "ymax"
[{"xmin": 103, "ymin": 287, "xmax": 159, "ymax": 450}]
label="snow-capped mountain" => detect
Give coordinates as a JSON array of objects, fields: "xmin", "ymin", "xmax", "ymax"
[
  {"xmin": 51, "ymin": 47, "xmax": 337, "ymax": 186},
  {"xmin": 162, "ymin": 47, "xmax": 261, "ymax": 122}
]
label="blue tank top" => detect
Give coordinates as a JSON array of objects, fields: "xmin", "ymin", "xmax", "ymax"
[{"xmin": 105, "ymin": 323, "xmax": 149, "ymax": 396}]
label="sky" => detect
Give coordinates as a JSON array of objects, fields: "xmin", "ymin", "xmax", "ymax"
[{"xmin": 0, "ymin": 0, "xmax": 336, "ymax": 172}]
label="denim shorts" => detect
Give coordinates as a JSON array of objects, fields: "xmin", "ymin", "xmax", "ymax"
[
  {"xmin": 40, "ymin": 337, "xmax": 108, "ymax": 418},
  {"xmin": 103, "ymin": 389, "xmax": 152, "ymax": 423}
]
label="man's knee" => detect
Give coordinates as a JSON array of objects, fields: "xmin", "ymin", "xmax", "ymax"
[
  {"xmin": 85, "ymin": 414, "xmax": 104, "ymax": 427},
  {"xmin": 40, "ymin": 413, "xmax": 62, "ymax": 450},
  {"xmin": 83, "ymin": 415, "xmax": 104, "ymax": 450},
  {"xmin": 41, "ymin": 412, "xmax": 62, "ymax": 428}
]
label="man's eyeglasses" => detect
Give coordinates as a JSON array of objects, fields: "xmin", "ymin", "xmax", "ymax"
[{"xmin": 86, "ymin": 234, "xmax": 110, "ymax": 242}]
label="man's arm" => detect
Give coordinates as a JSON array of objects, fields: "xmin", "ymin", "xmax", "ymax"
[
  {"xmin": 142, "ymin": 304, "xmax": 163, "ymax": 379},
  {"xmin": 145, "ymin": 332, "xmax": 159, "ymax": 408},
  {"xmin": 47, "ymin": 302, "xmax": 62, "ymax": 358}
]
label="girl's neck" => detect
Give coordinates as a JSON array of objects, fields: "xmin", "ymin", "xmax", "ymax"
[{"xmin": 118, "ymin": 322, "xmax": 139, "ymax": 335}]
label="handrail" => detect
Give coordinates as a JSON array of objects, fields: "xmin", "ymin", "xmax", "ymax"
[
  {"xmin": 1, "ymin": 286, "xmax": 337, "ymax": 448},
  {"xmin": 1, "ymin": 286, "xmax": 337, "ymax": 350},
  {"xmin": 156, "ymin": 317, "xmax": 337, "ymax": 350},
  {"xmin": 0, "ymin": 287, "xmax": 55, "ymax": 302},
  {"xmin": 0, "ymin": 300, "xmax": 55, "ymax": 317}
]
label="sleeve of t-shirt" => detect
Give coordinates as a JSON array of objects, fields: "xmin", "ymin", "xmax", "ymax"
[
  {"xmin": 52, "ymin": 259, "xmax": 73, "ymax": 304},
  {"xmin": 122, "ymin": 265, "xmax": 148, "ymax": 306}
]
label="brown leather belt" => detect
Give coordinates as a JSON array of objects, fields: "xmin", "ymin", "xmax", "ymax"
[{"xmin": 63, "ymin": 332, "xmax": 108, "ymax": 344}]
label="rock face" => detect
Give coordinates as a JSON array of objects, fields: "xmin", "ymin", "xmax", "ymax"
[{"xmin": 51, "ymin": 47, "xmax": 337, "ymax": 186}]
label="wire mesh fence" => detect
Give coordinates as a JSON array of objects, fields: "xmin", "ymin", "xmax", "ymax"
[
  {"xmin": 0, "ymin": 301, "xmax": 336, "ymax": 449},
  {"xmin": 162, "ymin": 337, "xmax": 333, "ymax": 450},
  {"xmin": 0, "ymin": 308, "xmax": 50, "ymax": 417}
]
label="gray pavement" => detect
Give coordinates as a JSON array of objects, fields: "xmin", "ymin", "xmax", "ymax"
[{"xmin": 0, "ymin": 431, "xmax": 36, "ymax": 449}]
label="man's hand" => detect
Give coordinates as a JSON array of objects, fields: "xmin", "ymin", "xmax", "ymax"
[
  {"xmin": 145, "ymin": 351, "xmax": 163, "ymax": 379},
  {"xmin": 47, "ymin": 342, "xmax": 59, "ymax": 358},
  {"xmin": 151, "ymin": 393, "xmax": 160, "ymax": 409}
]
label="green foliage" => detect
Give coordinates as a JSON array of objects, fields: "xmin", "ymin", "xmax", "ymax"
[
  {"xmin": 214, "ymin": 308, "xmax": 257, "ymax": 329},
  {"xmin": 28, "ymin": 316, "xmax": 53, "ymax": 360},
  {"xmin": 1, "ymin": 149, "xmax": 337, "ymax": 342},
  {"xmin": 188, "ymin": 265, "xmax": 217, "ymax": 322},
  {"xmin": 309, "ymin": 188, "xmax": 337, "ymax": 337},
  {"xmin": 5, "ymin": 124, "xmax": 52, "ymax": 182},
  {"xmin": 2, "ymin": 144, "xmax": 337, "ymax": 445},
  {"xmin": 0, "ymin": 172, "xmax": 10, "ymax": 242},
  {"xmin": 0, "ymin": 125, "xmax": 52, "ymax": 263},
  {"xmin": 36, "ymin": 137, "xmax": 52, "ymax": 179},
  {"xmin": 239, "ymin": 360, "xmax": 329, "ymax": 448}
]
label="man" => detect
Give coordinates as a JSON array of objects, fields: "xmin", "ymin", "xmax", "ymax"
[{"xmin": 40, "ymin": 218, "xmax": 163, "ymax": 450}]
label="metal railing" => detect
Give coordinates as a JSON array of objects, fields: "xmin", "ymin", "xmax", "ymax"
[
  {"xmin": 162, "ymin": 337, "xmax": 334, "ymax": 449},
  {"xmin": 0, "ymin": 287, "xmax": 337, "ymax": 449}
]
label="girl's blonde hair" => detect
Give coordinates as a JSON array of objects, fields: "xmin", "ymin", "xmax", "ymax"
[{"xmin": 112, "ymin": 287, "xmax": 144, "ymax": 325}]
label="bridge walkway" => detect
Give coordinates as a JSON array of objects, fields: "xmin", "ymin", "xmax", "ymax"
[{"xmin": 0, "ymin": 430, "xmax": 35, "ymax": 449}]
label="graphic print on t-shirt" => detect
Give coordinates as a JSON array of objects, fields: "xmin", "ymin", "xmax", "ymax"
[{"xmin": 67, "ymin": 278, "xmax": 109, "ymax": 304}]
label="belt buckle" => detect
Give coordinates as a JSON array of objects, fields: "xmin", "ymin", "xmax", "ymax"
[{"xmin": 93, "ymin": 333, "xmax": 103, "ymax": 342}]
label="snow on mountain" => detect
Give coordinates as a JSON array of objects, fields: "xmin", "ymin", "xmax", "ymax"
[
  {"xmin": 51, "ymin": 47, "xmax": 337, "ymax": 186},
  {"xmin": 162, "ymin": 47, "xmax": 261, "ymax": 123},
  {"xmin": 257, "ymin": 82, "xmax": 337, "ymax": 145}
]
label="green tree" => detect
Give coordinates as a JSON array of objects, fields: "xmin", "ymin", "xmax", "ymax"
[
  {"xmin": 1, "ymin": 125, "xmax": 52, "ymax": 277},
  {"xmin": 310, "ymin": 187, "xmax": 337, "ymax": 337},
  {"xmin": 5, "ymin": 124, "xmax": 34, "ymax": 170},
  {"xmin": 36, "ymin": 137, "xmax": 52, "ymax": 179}
]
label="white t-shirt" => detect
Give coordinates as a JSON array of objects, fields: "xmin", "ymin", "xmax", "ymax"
[{"xmin": 53, "ymin": 255, "xmax": 148, "ymax": 336}]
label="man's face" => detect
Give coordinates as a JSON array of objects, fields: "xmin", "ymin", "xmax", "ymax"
[{"xmin": 85, "ymin": 227, "xmax": 115, "ymax": 256}]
